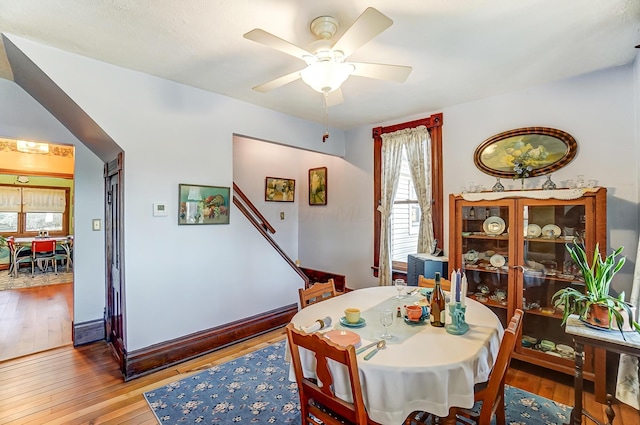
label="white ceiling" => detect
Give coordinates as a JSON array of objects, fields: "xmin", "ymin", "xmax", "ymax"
[{"xmin": 0, "ymin": 0, "xmax": 639, "ymax": 130}]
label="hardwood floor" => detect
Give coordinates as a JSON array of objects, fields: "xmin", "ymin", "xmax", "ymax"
[
  {"xmin": 0, "ymin": 283, "xmax": 73, "ymax": 361},
  {"xmin": 0, "ymin": 326, "xmax": 637, "ymax": 424}
]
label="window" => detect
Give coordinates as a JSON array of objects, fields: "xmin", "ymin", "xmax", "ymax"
[
  {"xmin": 391, "ymin": 149, "xmax": 419, "ymax": 261},
  {"xmin": 372, "ymin": 113, "xmax": 443, "ymax": 274},
  {"xmin": 0, "ymin": 185, "xmax": 70, "ymax": 237}
]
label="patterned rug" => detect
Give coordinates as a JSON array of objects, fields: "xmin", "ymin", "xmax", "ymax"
[
  {"xmin": 144, "ymin": 341, "xmax": 571, "ymax": 424},
  {"xmin": 0, "ymin": 269, "xmax": 73, "ymax": 290}
]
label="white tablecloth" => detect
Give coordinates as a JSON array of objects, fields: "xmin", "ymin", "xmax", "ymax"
[{"xmin": 289, "ymin": 286, "xmax": 504, "ymax": 424}]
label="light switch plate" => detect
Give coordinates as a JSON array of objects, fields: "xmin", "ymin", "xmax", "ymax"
[{"xmin": 92, "ymin": 219, "xmax": 101, "ymax": 231}]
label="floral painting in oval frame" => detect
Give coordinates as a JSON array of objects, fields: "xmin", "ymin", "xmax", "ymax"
[{"xmin": 473, "ymin": 127, "xmax": 578, "ymax": 178}]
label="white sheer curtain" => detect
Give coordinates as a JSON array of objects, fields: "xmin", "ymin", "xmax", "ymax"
[
  {"xmin": 378, "ymin": 133, "xmax": 403, "ymax": 286},
  {"xmin": 22, "ymin": 188, "xmax": 66, "ymax": 213},
  {"xmin": 378, "ymin": 126, "xmax": 434, "ymax": 286},
  {"xmin": 0, "ymin": 186, "xmax": 21, "ymax": 212},
  {"xmin": 405, "ymin": 126, "xmax": 435, "ymax": 255},
  {"xmin": 615, "ymin": 240, "xmax": 640, "ymax": 409}
]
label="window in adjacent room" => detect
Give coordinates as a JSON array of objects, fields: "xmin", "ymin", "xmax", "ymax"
[{"xmin": 0, "ymin": 185, "xmax": 70, "ymax": 236}]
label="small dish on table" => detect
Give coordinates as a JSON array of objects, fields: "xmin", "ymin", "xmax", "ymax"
[
  {"xmin": 403, "ymin": 315, "xmax": 428, "ymax": 326},
  {"xmin": 339, "ymin": 316, "xmax": 366, "ymax": 328}
]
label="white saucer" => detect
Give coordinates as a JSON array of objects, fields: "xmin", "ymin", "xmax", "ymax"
[
  {"xmin": 527, "ymin": 224, "xmax": 542, "ymax": 238},
  {"xmin": 490, "ymin": 254, "xmax": 506, "ymax": 267}
]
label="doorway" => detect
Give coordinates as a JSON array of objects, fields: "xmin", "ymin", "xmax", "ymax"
[{"xmin": 0, "ymin": 138, "xmax": 75, "ymax": 360}]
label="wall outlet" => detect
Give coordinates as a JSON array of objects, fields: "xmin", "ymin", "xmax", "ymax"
[{"xmin": 92, "ymin": 219, "xmax": 101, "ymax": 231}]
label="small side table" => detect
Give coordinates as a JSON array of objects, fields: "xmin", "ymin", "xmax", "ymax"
[{"xmin": 564, "ymin": 315, "xmax": 640, "ymax": 425}]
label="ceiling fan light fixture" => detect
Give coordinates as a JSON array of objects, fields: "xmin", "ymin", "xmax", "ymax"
[{"xmin": 300, "ymin": 61, "xmax": 355, "ymax": 93}]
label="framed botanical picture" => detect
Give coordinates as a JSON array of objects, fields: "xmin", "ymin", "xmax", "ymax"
[
  {"xmin": 309, "ymin": 167, "xmax": 327, "ymax": 206},
  {"xmin": 473, "ymin": 127, "xmax": 577, "ymax": 178},
  {"xmin": 265, "ymin": 177, "xmax": 295, "ymax": 202},
  {"xmin": 178, "ymin": 184, "xmax": 230, "ymax": 225}
]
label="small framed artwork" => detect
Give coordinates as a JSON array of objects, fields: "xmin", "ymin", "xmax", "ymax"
[
  {"xmin": 309, "ymin": 167, "xmax": 327, "ymax": 206},
  {"xmin": 265, "ymin": 177, "xmax": 295, "ymax": 202},
  {"xmin": 178, "ymin": 184, "xmax": 230, "ymax": 225}
]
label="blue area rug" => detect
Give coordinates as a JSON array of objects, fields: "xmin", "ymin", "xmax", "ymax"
[{"xmin": 144, "ymin": 341, "xmax": 571, "ymax": 424}]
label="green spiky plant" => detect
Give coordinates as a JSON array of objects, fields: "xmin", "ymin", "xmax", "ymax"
[{"xmin": 552, "ymin": 243, "xmax": 640, "ymax": 335}]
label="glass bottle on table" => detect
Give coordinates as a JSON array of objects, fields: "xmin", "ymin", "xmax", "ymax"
[{"xmin": 430, "ymin": 272, "xmax": 446, "ymax": 327}]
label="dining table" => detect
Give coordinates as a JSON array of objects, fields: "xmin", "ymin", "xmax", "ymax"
[
  {"xmin": 9, "ymin": 236, "xmax": 72, "ymax": 277},
  {"xmin": 287, "ymin": 286, "xmax": 504, "ymax": 425}
]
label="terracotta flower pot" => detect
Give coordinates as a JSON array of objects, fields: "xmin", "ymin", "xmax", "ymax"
[{"xmin": 585, "ymin": 303, "xmax": 637, "ymax": 332}]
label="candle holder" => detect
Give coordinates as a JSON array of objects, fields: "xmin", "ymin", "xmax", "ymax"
[{"xmin": 446, "ymin": 303, "xmax": 469, "ymax": 335}]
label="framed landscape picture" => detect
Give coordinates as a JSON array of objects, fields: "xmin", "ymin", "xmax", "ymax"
[
  {"xmin": 178, "ymin": 184, "xmax": 230, "ymax": 225},
  {"xmin": 309, "ymin": 167, "xmax": 327, "ymax": 206},
  {"xmin": 265, "ymin": 177, "xmax": 295, "ymax": 202}
]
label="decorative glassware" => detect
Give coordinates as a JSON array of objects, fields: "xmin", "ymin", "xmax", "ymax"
[
  {"xmin": 542, "ymin": 175, "xmax": 556, "ymax": 190},
  {"xmin": 492, "ymin": 178, "xmax": 504, "ymax": 192},
  {"xmin": 394, "ymin": 278, "xmax": 406, "ymax": 299},
  {"xmin": 379, "ymin": 309, "xmax": 394, "ymax": 340}
]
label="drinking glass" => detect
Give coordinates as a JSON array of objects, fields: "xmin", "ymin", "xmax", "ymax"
[
  {"xmin": 379, "ymin": 309, "xmax": 394, "ymax": 340},
  {"xmin": 394, "ymin": 278, "xmax": 406, "ymax": 299}
]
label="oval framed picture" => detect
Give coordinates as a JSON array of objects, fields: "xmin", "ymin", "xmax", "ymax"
[{"xmin": 473, "ymin": 127, "xmax": 577, "ymax": 178}]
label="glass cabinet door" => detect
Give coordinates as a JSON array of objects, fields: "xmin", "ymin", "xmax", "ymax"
[
  {"xmin": 460, "ymin": 202, "xmax": 512, "ymax": 326},
  {"xmin": 517, "ymin": 199, "xmax": 591, "ymax": 362}
]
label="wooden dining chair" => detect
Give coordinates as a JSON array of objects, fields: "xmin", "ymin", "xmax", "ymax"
[
  {"xmin": 406, "ymin": 309, "xmax": 524, "ymax": 425},
  {"xmin": 298, "ymin": 279, "xmax": 337, "ymax": 309},
  {"xmin": 285, "ymin": 323, "xmax": 381, "ymax": 425},
  {"xmin": 455, "ymin": 309, "xmax": 524, "ymax": 425},
  {"xmin": 417, "ymin": 275, "xmax": 452, "ymax": 292},
  {"xmin": 31, "ymin": 239, "xmax": 57, "ymax": 277}
]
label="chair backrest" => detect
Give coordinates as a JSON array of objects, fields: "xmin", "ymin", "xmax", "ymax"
[
  {"xmin": 31, "ymin": 239, "xmax": 56, "ymax": 255},
  {"xmin": 417, "ymin": 275, "xmax": 452, "ymax": 292},
  {"xmin": 6, "ymin": 236, "xmax": 16, "ymax": 254},
  {"xmin": 286, "ymin": 323, "xmax": 370, "ymax": 424},
  {"xmin": 476, "ymin": 309, "xmax": 524, "ymax": 424},
  {"xmin": 298, "ymin": 279, "xmax": 337, "ymax": 309}
]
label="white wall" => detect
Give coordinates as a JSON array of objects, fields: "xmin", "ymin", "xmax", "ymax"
[
  {"xmin": 3, "ymin": 34, "xmax": 638, "ymax": 352},
  {"xmin": 0, "ymin": 78, "xmax": 105, "ymax": 323},
  {"xmin": 5, "ymin": 34, "xmax": 349, "ymax": 351},
  {"xmin": 334, "ymin": 64, "xmax": 639, "ymax": 296},
  {"xmin": 442, "ymin": 65, "xmax": 638, "ymax": 297}
]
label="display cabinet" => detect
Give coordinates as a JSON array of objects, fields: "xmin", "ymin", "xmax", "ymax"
[{"xmin": 449, "ymin": 187, "xmax": 607, "ymax": 402}]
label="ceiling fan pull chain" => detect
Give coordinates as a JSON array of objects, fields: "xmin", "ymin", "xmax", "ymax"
[{"xmin": 322, "ymin": 91, "xmax": 329, "ymax": 142}]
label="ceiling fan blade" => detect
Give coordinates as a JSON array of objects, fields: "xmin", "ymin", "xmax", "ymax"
[
  {"xmin": 332, "ymin": 8, "xmax": 393, "ymax": 59},
  {"xmin": 325, "ymin": 89, "xmax": 344, "ymax": 107},
  {"xmin": 350, "ymin": 62, "xmax": 412, "ymax": 82},
  {"xmin": 244, "ymin": 29, "xmax": 312, "ymax": 60},
  {"xmin": 252, "ymin": 70, "xmax": 302, "ymax": 92}
]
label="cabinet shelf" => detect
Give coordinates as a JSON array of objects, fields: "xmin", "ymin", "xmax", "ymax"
[
  {"xmin": 522, "ymin": 307, "xmax": 564, "ymax": 320},
  {"xmin": 449, "ymin": 188, "xmax": 607, "ymax": 400},
  {"xmin": 525, "ymin": 237, "xmax": 575, "ymax": 244},
  {"xmin": 469, "ymin": 294, "xmax": 508, "ymax": 310},
  {"xmin": 462, "ymin": 234, "xmax": 509, "ymax": 240}
]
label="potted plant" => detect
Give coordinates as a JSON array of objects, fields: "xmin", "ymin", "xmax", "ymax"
[{"xmin": 552, "ymin": 243, "xmax": 640, "ymax": 335}]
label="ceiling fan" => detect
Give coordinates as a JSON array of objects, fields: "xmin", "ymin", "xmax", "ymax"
[{"xmin": 243, "ymin": 7, "xmax": 412, "ymax": 107}]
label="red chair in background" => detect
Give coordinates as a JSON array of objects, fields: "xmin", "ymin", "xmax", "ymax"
[
  {"xmin": 7, "ymin": 237, "xmax": 32, "ymax": 277},
  {"xmin": 31, "ymin": 239, "xmax": 57, "ymax": 277}
]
